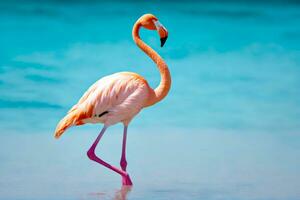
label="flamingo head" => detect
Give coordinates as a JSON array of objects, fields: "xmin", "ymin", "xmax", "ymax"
[{"xmin": 138, "ymin": 14, "xmax": 168, "ymax": 47}]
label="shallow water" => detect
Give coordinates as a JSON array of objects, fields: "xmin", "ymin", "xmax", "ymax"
[{"xmin": 0, "ymin": 0, "xmax": 300, "ymax": 200}]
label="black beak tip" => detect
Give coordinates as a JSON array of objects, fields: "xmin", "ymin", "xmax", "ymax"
[{"xmin": 160, "ymin": 37, "xmax": 168, "ymax": 47}]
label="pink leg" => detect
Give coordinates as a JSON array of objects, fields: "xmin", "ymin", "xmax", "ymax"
[
  {"xmin": 119, "ymin": 126, "xmax": 132, "ymax": 185},
  {"xmin": 120, "ymin": 126, "xmax": 128, "ymax": 171},
  {"xmin": 87, "ymin": 126, "xmax": 132, "ymax": 185}
]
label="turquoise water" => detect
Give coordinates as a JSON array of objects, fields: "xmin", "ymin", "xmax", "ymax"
[{"xmin": 1, "ymin": 1, "xmax": 300, "ymax": 199}]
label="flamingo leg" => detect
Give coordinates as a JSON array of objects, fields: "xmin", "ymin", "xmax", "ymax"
[
  {"xmin": 120, "ymin": 125, "xmax": 133, "ymax": 185},
  {"xmin": 87, "ymin": 126, "xmax": 132, "ymax": 185},
  {"xmin": 120, "ymin": 126, "xmax": 128, "ymax": 171}
]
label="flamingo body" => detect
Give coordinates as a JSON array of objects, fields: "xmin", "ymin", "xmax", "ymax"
[{"xmin": 55, "ymin": 72, "xmax": 151, "ymax": 138}]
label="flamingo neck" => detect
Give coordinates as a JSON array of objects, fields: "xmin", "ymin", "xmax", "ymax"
[{"xmin": 132, "ymin": 22, "xmax": 171, "ymax": 106}]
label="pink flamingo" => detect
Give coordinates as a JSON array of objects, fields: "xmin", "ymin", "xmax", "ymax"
[{"xmin": 54, "ymin": 14, "xmax": 171, "ymax": 186}]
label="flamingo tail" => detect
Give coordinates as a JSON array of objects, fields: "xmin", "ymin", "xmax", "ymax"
[{"xmin": 54, "ymin": 109, "xmax": 85, "ymax": 139}]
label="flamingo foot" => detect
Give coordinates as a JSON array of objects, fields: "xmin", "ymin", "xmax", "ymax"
[{"xmin": 122, "ymin": 174, "xmax": 133, "ymax": 186}]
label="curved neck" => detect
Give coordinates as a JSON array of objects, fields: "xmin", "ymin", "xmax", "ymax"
[{"xmin": 132, "ymin": 22, "xmax": 171, "ymax": 106}]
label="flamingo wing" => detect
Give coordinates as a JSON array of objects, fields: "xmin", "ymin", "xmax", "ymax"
[{"xmin": 54, "ymin": 72, "xmax": 150, "ymax": 138}]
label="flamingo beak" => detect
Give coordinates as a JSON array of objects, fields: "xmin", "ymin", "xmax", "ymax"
[
  {"xmin": 160, "ymin": 37, "xmax": 167, "ymax": 48},
  {"xmin": 154, "ymin": 20, "xmax": 168, "ymax": 47}
]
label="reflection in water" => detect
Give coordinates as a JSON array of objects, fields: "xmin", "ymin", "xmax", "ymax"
[
  {"xmin": 88, "ymin": 186, "xmax": 132, "ymax": 200},
  {"xmin": 114, "ymin": 186, "xmax": 132, "ymax": 200}
]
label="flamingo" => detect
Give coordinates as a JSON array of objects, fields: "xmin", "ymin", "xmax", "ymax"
[{"xmin": 54, "ymin": 14, "xmax": 171, "ymax": 186}]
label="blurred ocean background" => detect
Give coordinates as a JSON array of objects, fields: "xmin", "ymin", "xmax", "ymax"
[{"xmin": 0, "ymin": 0, "xmax": 300, "ymax": 199}]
